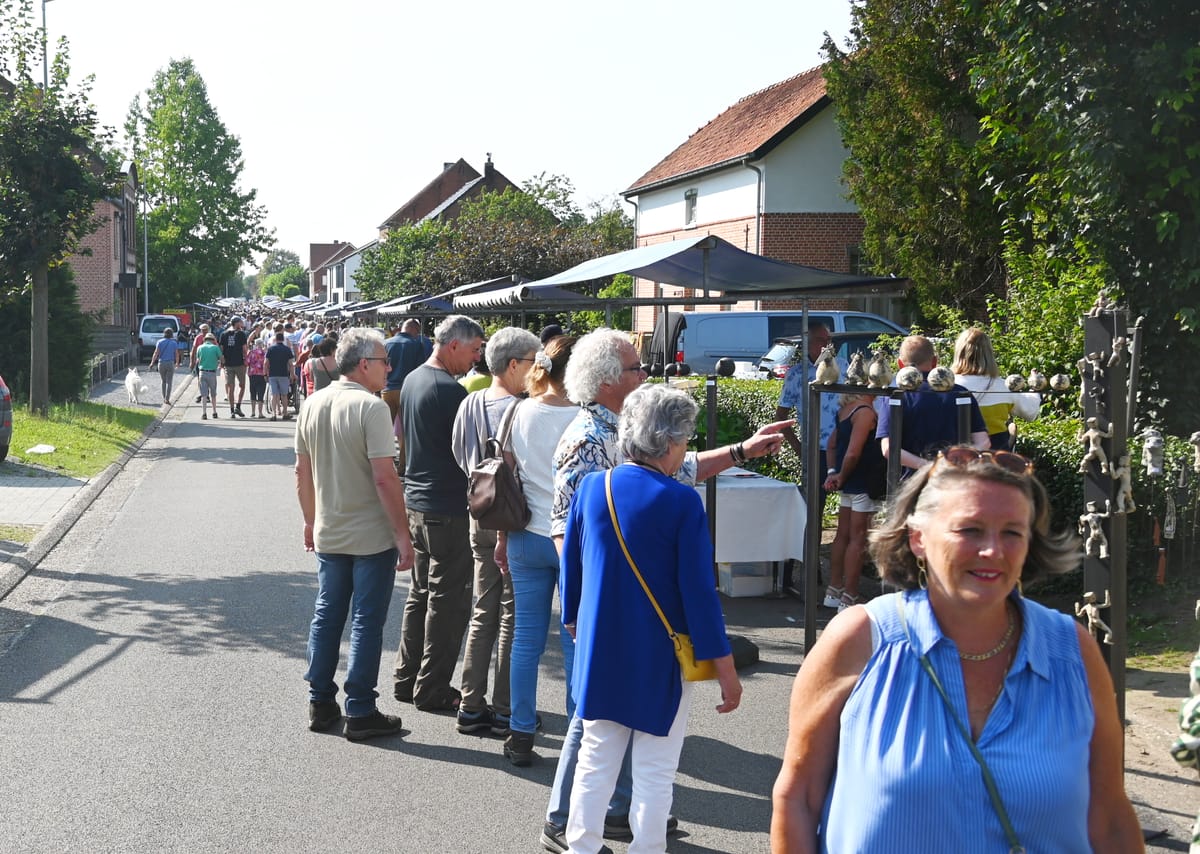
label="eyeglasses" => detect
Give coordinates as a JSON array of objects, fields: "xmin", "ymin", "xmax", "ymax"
[
  {"xmin": 933, "ymin": 447, "xmax": 1034, "ymax": 476},
  {"xmin": 362, "ymin": 357, "xmax": 388, "ymax": 363},
  {"xmin": 622, "ymin": 363, "xmax": 645, "ymax": 374}
]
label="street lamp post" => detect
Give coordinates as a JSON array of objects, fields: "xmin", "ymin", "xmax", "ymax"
[
  {"xmin": 142, "ymin": 192, "xmax": 149, "ymax": 315},
  {"xmin": 41, "ymin": 0, "xmax": 55, "ymax": 89}
]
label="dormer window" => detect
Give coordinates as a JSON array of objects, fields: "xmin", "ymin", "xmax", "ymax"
[{"xmin": 684, "ymin": 188, "xmax": 698, "ymax": 227}]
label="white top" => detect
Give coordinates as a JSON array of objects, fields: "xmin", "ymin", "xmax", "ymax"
[
  {"xmin": 954, "ymin": 373, "xmax": 1041, "ymax": 435},
  {"xmin": 508, "ymin": 400, "xmax": 580, "ymax": 538}
]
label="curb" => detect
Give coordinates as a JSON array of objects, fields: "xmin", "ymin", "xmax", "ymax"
[{"xmin": 0, "ymin": 375, "xmax": 192, "ymax": 602}]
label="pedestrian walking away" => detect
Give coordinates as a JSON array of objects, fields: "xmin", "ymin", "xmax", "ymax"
[
  {"xmin": 147, "ymin": 327, "xmax": 182, "ymax": 401},
  {"xmin": 295, "ymin": 327, "xmax": 415, "ymax": 742}
]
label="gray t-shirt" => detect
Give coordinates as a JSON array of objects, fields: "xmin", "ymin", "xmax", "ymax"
[{"xmin": 402, "ymin": 364, "xmax": 469, "ymax": 515}]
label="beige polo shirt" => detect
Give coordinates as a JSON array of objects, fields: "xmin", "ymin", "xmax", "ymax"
[{"xmin": 295, "ymin": 380, "xmax": 396, "ymax": 555}]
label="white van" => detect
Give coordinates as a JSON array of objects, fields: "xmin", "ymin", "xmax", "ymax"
[
  {"xmin": 138, "ymin": 314, "xmax": 181, "ymax": 361},
  {"xmin": 651, "ymin": 310, "xmax": 907, "ymax": 375}
]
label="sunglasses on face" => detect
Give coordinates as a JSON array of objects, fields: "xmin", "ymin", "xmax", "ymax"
[{"xmin": 933, "ymin": 446, "xmax": 1034, "ymax": 476}]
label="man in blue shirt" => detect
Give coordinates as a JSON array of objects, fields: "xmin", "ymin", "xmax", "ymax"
[{"xmin": 148, "ymin": 328, "xmax": 182, "ymax": 401}]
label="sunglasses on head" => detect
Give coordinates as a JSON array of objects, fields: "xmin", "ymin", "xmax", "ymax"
[{"xmin": 933, "ymin": 446, "xmax": 1034, "ymax": 476}]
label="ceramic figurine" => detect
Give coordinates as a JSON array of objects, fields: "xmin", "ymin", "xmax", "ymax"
[
  {"xmin": 1110, "ymin": 453, "xmax": 1137, "ymax": 514},
  {"xmin": 895, "ymin": 365, "xmax": 923, "ymax": 391},
  {"xmin": 845, "ymin": 351, "xmax": 868, "ymax": 386},
  {"xmin": 1005, "ymin": 373, "xmax": 1027, "ymax": 392},
  {"xmin": 811, "ymin": 344, "xmax": 841, "ymax": 385},
  {"xmin": 1190, "ymin": 431, "xmax": 1200, "ymax": 474},
  {"xmin": 867, "ymin": 352, "xmax": 894, "ymax": 388},
  {"xmin": 927, "ymin": 365, "xmax": 956, "ymax": 392},
  {"xmin": 1074, "ymin": 590, "xmax": 1114, "ymax": 645},
  {"xmin": 1087, "ymin": 292, "xmax": 1115, "ymax": 317},
  {"xmin": 1079, "ymin": 352, "xmax": 1106, "ymax": 384},
  {"xmin": 1028, "ymin": 370, "xmax": 1048, "ymax": 392},
  {"xmin": 1078, "ymin": 501, "xmax": 1112, "ymax": 560},
  {"xmin": 1077, "ymin": 416, "xmax": 1113, "ymax": 474},
  {"xmin": 1108, "ymin": 337, "xmax": 1128, "ymax": 367},
  {"xmin": 1049, "ymin": 374, "xmax": 1071, "ymax": 393},
  {"xmin": 1142, "ymin": 428, "xmax": 1165, "ymax": 476}
]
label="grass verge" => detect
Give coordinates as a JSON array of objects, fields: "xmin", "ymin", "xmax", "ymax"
[
  {"xmin": 4, "ymin": 401, "xmax": 156, "ymax": 479},
  {"xmin": 0, "ymin": 523, "xmax": 39, "ymax": 544}
]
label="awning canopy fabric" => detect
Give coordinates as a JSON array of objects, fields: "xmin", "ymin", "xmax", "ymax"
[
  {"xmin": 457, "ymin": 235, "xmax": 904, "ymax": 307},
  {"xmin": 378, "ymin": 275, "xmax": 528, "ymax": 316},
  {"xmin": 453, "ymin": 285, "xmax": 590, "ymax": 312}
]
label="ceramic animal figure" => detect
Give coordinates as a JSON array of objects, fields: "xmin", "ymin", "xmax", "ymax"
[
  {"xmin": 811, "ymin": 344, "xmax": 840, "ymax": 385},
  {"xmin": 926, "ymin": 365, "xmax": 956, "ymax": 392},
  {"xmin": 1005, "ymin": 373, "xmax": 1027, "ymax": 392},
  {"xmin": 867, "ymin": 352, "xmax": 894, "ymax": 388},
  {"xmin": 895, "ymin": 365, "xmax": 923, "ymax": 391},
  {"xmin": 1049, "ymin": 374, "xmax": 1071, "ymax": 393},
  {"xmin": 1027, "ymin": 370, "xmax": 1048, "ymax": 392},
  {"xmin": 845, "ymin": 352, "xmax": 868, "ymax": 386}
]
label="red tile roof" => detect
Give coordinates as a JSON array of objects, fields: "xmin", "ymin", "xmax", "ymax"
[{"xmin": 624, "ymin": 65, "xmax": 829, "ymax": 195}]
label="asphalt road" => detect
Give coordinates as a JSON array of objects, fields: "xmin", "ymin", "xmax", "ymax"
[{"xmin": 0, "ymin": 377, "xmax": 800, "ymax": 854}]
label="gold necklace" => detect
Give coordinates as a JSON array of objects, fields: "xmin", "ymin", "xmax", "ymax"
[{"xmin": 959, "ymin": 603, "xmax": 1015, "ymax": 661}]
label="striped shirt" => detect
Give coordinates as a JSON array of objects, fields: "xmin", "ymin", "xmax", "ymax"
[{"xmin": 821, "ymin": 590, "xmax": 1094, "ymax": 852}]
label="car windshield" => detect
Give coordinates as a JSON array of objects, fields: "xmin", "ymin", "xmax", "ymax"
[
  {"xmin": 143, "ymin": 318, "xmax": 177, "ymax": 334},
  {"xmin": 762, "ymin": 342, "xmax": 797, "ymax": 364}
]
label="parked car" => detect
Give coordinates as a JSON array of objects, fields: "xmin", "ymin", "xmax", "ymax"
[
  {"xmin": 650, "ymin": 309, "xmax": 907, "ymax": 376},
  {"xmin": 0, "ymin": 372, "xmax": 11, "ymax": 463},
  {"xmin": 137, "ymin": 314, "xmax": 181, "ymax": 361},
  {"xmin": 757, "ymin": 330, "xmax": 895, "ymax": 379}
]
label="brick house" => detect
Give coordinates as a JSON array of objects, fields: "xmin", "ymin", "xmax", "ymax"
[
  {"xmin": 310, "ymin": 239, "xmax": 378, "ymax": 306},
  {"xmin": 307, "ymin": 241, "xmax": 349, "ymax": 302},
  {"xmin": 622, "ymin": 64, "xmax": 903, "ymax": 334},
  {"xmin": 69, "ymin": 161, "xmax": 140, "ymax": 356},
  {"xmin": 377, "ymin": 154, "xmax": 521, "ymax": 234}
]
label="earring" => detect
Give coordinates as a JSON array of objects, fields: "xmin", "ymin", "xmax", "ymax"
[
  {"xmin": 916, "ymin": 555, "xmax": 928, "ymax": 590},
  {"xmin": 1016, "ymin": 578, "xmax": 1024, "ymax": 597}
]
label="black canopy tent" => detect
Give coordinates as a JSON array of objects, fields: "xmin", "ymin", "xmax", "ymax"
[{"xmin": 453, "ymin": 235, "xmax": 907, "ymax": 636}]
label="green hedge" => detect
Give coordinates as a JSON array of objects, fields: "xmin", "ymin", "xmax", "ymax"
[{"xmin": 684, "ymin": 379, "xmax": 1198, "ymax": 588}]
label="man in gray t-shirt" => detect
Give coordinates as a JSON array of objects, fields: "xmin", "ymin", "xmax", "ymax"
[{"xmin": 392, "ymin": 315, "xmax": 485, "ymax": 712}]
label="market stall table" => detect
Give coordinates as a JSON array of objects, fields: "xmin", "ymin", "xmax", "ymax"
[{"xmin": 695, "ymin": 468, "xmax": 806, "ymax": 596}]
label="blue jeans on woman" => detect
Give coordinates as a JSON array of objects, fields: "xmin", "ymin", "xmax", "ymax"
[
  {"xmin": 505, "ymin": 529, "xmax": 633, "ymax": 827},
  {"xmin": 305, "ymin": 548, "xmax": 398, "ymax": 718}
]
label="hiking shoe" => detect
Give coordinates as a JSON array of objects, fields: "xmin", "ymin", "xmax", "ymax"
[
  {"xmin": 456, "ymin": 707, "xmax": 493, "ymax": 734},
  {"xmin": 603, "ymin": 813, "xmax": 680, "ymax": 841},
  {"xmin": 822, "ymin": 585, "xmax": 844, "ymax": 608},
  {"xmin": 540, "ymin": 824, "xmax": 612, "ymax": 854},
  {"xmin": 308, "ymin": 700, "xmax": 341, "ymax": 732},
  {"xmin": 490, "ymin": 710, "xmax": 542, "ymax": 736},
  {"xmin": 503, "ymin": 731, "xmax": 535, "ymax": 766},
  {"xmin": 343, "ymin": 710, "xmax": 403, "ymax": 742}
]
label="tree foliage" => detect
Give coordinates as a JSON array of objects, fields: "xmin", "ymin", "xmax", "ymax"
[
  {"xmin": 355, "ymin": 219, "xmax": 452, "ymax": 300},
  {"xmin": 0, "ymin": 265, "xmax": 96, "ymax": 400},
  {"xmin": 821, "ymin": 0, "xmax": 1007, "ymax": 324},
  {"xmin": 259, "ymin": 263, "xmax": 306, "ymax": 298},
  {"xmin": 124, "ymin": 58, "xmax": 273, "ymax": 310}
]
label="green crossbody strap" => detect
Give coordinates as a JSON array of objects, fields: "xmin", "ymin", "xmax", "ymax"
[
  {"xmin": 895, "ymin": 595, "xmax": 1025, "ymax": 854},
  {"xmin": 604, "ymin": 469, "xmax": 679, "ymax": 643}
]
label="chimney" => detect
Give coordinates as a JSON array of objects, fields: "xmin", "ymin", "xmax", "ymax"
[
  {"xmin": 444, "ymin": 162, "xmax": 455, "ymax": 171},
  {"xmin": 484, "ymin": 152, "xmax": 494, "ymax": 179}
]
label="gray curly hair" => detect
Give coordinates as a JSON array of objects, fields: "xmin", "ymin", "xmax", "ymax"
[
  {"xmin": 619, "ymin": 384, "xmax": 698, "ymax": 463},
  {"xmin": 564, "ymin": 328, "xmax": 632, "ymax": 405}
]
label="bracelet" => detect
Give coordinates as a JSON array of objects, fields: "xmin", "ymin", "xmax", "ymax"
[
  {"xmin": 736, "ymin": 442, "xmax": 747, "ymax": 462},
  {"xmin": 827, "ymin": 468, "xmax": 837, "ymax": 475},
  {"xmin": 729, "ymin": 445, "xmax": 739, "ymax": 463}
]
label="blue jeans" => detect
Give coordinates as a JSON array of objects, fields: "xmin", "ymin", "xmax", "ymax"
[
  {"xmin": 305, "ymin": 548, "xmax": 398, "ymax": 718},
  {"xmin": 507, "ymin": 529, "xmax": 574, "ymax": 734}
]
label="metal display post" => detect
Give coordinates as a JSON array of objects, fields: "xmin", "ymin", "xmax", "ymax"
[{"xmin": 706, "ymin": 377, "xmax": 719, "ymax": 585}]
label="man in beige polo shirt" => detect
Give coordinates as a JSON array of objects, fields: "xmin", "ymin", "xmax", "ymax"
[{"xmin": 295, "ymin": 327, "xmax": 414, "ymax": 741}]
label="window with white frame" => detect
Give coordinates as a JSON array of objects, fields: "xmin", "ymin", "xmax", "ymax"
[{"xmin": 684, "ymin": 188, "xmax": 698, "ymax": 227}]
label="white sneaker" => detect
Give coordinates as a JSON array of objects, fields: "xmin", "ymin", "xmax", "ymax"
[{"xmin": 822, "ymin": 586, "xmax": 843, "ymax": 608}]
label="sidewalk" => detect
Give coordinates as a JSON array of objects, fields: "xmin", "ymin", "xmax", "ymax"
[{"xmin": 0, "ymin": 368, "xmax": 189, "ymax": 599}]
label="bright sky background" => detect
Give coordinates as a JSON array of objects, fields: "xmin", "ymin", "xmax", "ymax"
[{"xmin": 51, "ymin": 0, "xmax": 854, "ymax": 273}]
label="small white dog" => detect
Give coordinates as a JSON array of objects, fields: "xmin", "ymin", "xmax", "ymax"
[{"xmin": 124, "ymin": 368, "xmax": 150, "ymax": 405}]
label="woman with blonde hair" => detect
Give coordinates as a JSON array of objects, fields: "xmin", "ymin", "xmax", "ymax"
[{"xmin": 952, "ymin": 327, "xmax": 1040, "ymax": 451}]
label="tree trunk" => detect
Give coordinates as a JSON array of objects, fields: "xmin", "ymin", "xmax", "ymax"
[{"xmin": 30, "ymin": 262, "xmax": 49, "ymax": 416}]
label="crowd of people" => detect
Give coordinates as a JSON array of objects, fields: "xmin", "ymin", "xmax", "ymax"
[{"xmin": 189, "ymin": 304, "xmax": 1140, "ymax": 852}]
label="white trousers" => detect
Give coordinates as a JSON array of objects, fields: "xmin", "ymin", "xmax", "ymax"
[{"xmin": 566, "ymin": 682, "xmax": 693, "ymax": 854}]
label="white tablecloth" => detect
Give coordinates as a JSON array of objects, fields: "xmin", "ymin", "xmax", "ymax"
[{"xmin": 695, "ymin": 468, "xmax": 806, "ymax": 563}]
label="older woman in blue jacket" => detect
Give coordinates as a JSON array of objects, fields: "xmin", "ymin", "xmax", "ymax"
[{"xmin": 560, "ymin": 384, "xmax": 742, "ymax": 854}]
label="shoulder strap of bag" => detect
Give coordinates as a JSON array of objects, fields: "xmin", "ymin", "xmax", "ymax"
[
  {"xmin": 894, "ymin": 596, "xmax": 1024, "ymax": 854},
  {"xmin": 485, "ymin": 397, "xmax": 523, "ymax": 458},
  {"xmin": 605, "ymin": 469, "xmax": 678, "ymax": 641}
]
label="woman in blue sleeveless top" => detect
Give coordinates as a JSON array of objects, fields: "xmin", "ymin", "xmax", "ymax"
[{"xmin": 770, "ymin": 446, "xmax": 1142, "ymax": 852}]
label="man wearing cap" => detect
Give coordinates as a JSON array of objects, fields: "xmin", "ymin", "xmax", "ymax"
[
  {"xmin": 219, "ymin": 316, "xmax": 249, "ymax": 417},
  {"xmin": 195, "ymin": 332, "xmax": 223, "ymax": 420}
]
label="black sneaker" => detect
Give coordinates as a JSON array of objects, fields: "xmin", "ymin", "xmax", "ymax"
[
  {"xmin": 308, "ymin": 700, "xmax": 341, "ymax": 733},
  {"xmin": 455, "ymin": 707, "xmax": 493, "ymax": 734},
  {"xmin": 343, "ymin": 710, "xmax": 403, "ymax": 741},
  {"xmin": 211, "ymin": 411, "xmax": 218, "ymax": 418},
  {"xmin": 490, "ymin": 710, "xmax": 542, "ymax": 736},
  {"xmin": 503, "ymin": 731, "xmax": 535, "ymax": 766},
  {"xmin": 236, "ymin": 405, "xmax": 245, "ymax": 417},
  {"xmin": 602, "ymin": 814, "xmax": 680, "ymax": 841},
  {"xmin": 540, "ymin": 823, "xmax": 612, "ymax": 854}
]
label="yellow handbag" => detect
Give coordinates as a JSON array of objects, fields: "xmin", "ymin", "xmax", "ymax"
[{"xmin": 604, "ymin": 470, "xmax": 718, "ymax": 682}]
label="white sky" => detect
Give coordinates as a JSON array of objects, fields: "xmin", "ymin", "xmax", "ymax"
[{"xmin": 50, "ymin": 0, "xmax": 854, "ymax": 273}]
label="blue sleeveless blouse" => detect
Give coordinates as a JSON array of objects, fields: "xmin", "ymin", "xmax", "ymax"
[{"xmin": 820, "ymin": 590, "xmax": 1094, "ymax": 853}]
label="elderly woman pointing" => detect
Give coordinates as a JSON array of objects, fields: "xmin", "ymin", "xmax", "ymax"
[
  {"xmin": 561, "ymin": 384, "xmax": 741, "ymax": 854},
  {"xmin": 771, "ymin": 447, "xmax": 1142, "ymax": 852}
]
